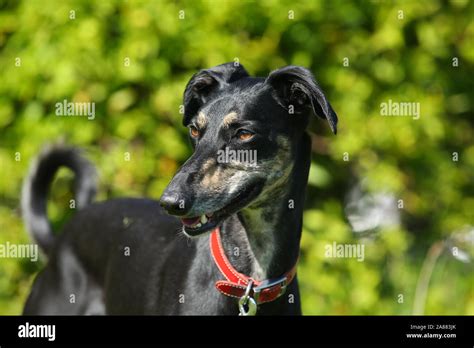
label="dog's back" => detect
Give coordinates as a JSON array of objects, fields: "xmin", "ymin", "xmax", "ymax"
[{"xmin": 22, "ymin": 147, "xmax": 193, "ymax": 314}]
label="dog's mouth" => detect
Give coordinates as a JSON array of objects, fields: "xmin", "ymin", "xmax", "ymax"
[
  {"xmin": 180, "ymin": 212, "xmax": 218, "ymax": 236},
  {"xmin": 180, "ymin": 180, "xmax": 264, "ymax": 237}
]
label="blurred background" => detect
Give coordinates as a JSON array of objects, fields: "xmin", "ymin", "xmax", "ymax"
[{"xmin": 0, "ymin": 0, "xmax": 473, "ymax": 315}]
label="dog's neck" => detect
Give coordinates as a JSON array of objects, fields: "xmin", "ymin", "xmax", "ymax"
[{"xmin": 219, "ymin": 133, "xmax": 311, "ymax": 279}]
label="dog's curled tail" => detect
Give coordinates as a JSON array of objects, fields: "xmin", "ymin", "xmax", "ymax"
[{"xmin": 21, "ymin": 145, "xmax": 97, "ymax": 255}]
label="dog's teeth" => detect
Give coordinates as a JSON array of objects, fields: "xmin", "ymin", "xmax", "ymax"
[
  {"xmin": 201, "ymin": 215, "xmax": 208, "ymax": 224},
  {"xmin": 195, "ymin": 223, "xmax": 202, "ymax": 228}
]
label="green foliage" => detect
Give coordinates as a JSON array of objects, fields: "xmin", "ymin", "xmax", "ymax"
[{"xmin": 0, "ymin": 0, "xmax": 473, "ymax": 315}]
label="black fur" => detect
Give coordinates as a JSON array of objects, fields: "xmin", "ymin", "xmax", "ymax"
[
  {"xmin": 22, "ymin": 63, "xmax": 338, "ymax": 315},
  {"xmin": 21, "ymin": 145, "xmax": 96, "ymax": 255}
]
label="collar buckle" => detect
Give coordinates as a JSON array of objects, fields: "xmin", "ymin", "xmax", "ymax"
[
  {"xmin": 253, "ymin": 276, "xmax": 288, "ymax": 303},
  {"xmin": 210, "ymin": 228, "xmax": 297, "ymax": 306}
]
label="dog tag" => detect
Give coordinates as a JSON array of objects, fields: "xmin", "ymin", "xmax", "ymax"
[{"xmin": 238, "ymin": 295, "xmax": 257, "ymax": 316}]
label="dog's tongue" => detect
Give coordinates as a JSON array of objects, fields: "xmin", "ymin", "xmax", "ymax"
[{"xmin": 181, "ymin": 216, "xmax": 200, "ymax": 227}]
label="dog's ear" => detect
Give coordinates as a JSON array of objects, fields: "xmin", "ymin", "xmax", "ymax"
[
  {"xmin": 183, "ymin": 63, "xmax": 249, "ymax": 125},
  {"xmin": 266, "ymin": 66, "xmax": 338, "ymax": 134}
]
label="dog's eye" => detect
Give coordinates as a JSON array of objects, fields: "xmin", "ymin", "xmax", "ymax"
[
  {"xmin": 236, "ymin": 129, "xmax": 254, "ymax": 141},
  {"xmin": 189, "ymin": 125, "xmax": 200, "ymax": 138}
]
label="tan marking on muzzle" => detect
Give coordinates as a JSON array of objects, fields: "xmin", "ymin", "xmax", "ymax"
[
  {"xmin": 201, "ymin": 158, "xmax": 216, "ymax": 172},
  {"xmin": 201, "ymin": 165, "xmax": 225, "ymax": 189}
]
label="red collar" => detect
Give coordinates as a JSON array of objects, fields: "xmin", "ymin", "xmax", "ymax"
[{"xmin": 210, "ymin": 227, "xmax": 297, "ymax": 304}]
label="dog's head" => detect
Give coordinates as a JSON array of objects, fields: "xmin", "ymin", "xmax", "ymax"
[{"xmin": 159, "ymin": 62, "xmax": 337, "ymax": 236}]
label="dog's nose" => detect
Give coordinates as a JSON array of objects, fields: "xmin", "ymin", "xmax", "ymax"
[{"xmin": 159, "ymin": 191, "xmax": 187, "ymax": 215}]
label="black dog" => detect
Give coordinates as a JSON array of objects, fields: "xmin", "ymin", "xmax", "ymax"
[{"xmin": 22, "ymin": 63, "xmax": 338, "ymax": 315}]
